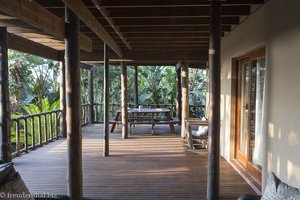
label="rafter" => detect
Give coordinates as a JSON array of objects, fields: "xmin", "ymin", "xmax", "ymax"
[
  {"xmin": 80, "ymin": 49, "xmax": 208, "ymax": 65},
  {"xmin": 91, "ymin": 0, "xmax": 131, "ymax": 50},
  {"xmin": 118, "ymin": 26, "xmax": 231, "ymax": 33},
  {"xmin": 62, "ymin": 0, "xmax": 123, "ymax": 57},
  {"xmin": 0, "ymin": 0, "xmax": 64, "ymax": 39},
  {"xmin": 98, "ymin": 0, "xmax": 264, "ymax": 7},
  {"xmin": 106, "ymin": 6, "xmax": 250, "ymax": 18},
  {"xmin": 0, "ymin": 0, "xmax": 92, "ymax": 52},
  {"xmin": 112, "ymin": 17, "xmax": 240, "ymax": 26},
  {"xmin": 7, "ymin": 32, "xmax": 62, "ymax": 61}
]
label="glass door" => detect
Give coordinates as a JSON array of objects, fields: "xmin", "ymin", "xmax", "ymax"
[
  {"xmin": 236, "ymin": 61, "xmax": 250, "ymax": 166},
  {"xmin": 235, "ymin": 53, "xmax": 265, "ymax": 183}
]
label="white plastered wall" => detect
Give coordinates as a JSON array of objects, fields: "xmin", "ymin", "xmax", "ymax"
[{"xmin": 220, "ymin": 0, "xmax": 300, "ymax": 189}]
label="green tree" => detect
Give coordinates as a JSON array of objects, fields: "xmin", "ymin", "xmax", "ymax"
[
  {"xmin": 8, "ymin": 50, "xmax": 60, "ymax": 113},
  {"xmin": 189, "ymin": 68, "xmax": 207, "ymax": 106}
]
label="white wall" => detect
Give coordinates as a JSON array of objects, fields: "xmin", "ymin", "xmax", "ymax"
[
  {"xmin": 220, "ymin": 4, "xmax": 266, "ymax": 159},
  {"xmin": 220, "ymin": 0, "xmax": 300, "ymax": 189},
  {"xmin": 265, "ymin": 0, "xmax": 300, "ymax": 189}
]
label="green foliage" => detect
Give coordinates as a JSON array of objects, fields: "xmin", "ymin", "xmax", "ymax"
[
  {"xmin": 8, "ymin": 50, "xmax": 60, "ymax": 113},
  {"xmin": 189, "ymin": 68, "xmax": 207, "ymax": 105},
  {"xmin": 22, "ymin": 98, "xmax": 60, "ymax": 114},
  {"xmin": 136, "ymin": 66, "xmax": 176, "ymax": 104},
  {"xmin": 84, "ymin": 65, "xmax": 207, "ymax": 106}
]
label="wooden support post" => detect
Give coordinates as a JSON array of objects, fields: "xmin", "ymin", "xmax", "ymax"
[
  {"xmin": 0, "ymin": 27, "xmax": 12, "ymax": 162},
  {"xmin": 176, "ymin": 66, "xmax": 182, "ymax": 125},
  {"xmin": 65, "ymin": 8, "xmax": 83, "ymax": 200},
  {"xmin": 103, "ymin": 43, "xmax": 110, "ymax": 157},
  {"xmin": 207, "ymin": 1, "xmax": 221, "ymax": 200},
  {"xmin": 181, "ymin": 64, "xmax": 189, "ymax": 138},
  {"xmin": 134, "ymin": 65, "xmax": 139, "ymax": 108},
  {"xmin": 121, "ymin": 62, "xmax": 128, "ymax": 139},
  {"xmin": 88, "ymin": 69, "xmax": 94, "ymax": 123},
  {"xmin": 60, "ymin": 61, "xmax": 67, "ymax": 138}
]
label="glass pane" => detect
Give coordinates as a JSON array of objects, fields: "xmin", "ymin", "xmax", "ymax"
[
  {"xmin": 251, "ymin": 58, "xmax": 266, "ymax": 168},
  {"xmin": 239, "ymin": 63, "xmax": 249, "ymax": 154},
  {"xmin": 249, "ymin": 62, "xmax": 257, "ymax": 162}
]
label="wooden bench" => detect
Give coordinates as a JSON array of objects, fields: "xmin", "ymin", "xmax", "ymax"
[
  {"xmin": 185, "ymin": 118, "xmax": 208, "ymax": 150},
  {"xmin": 129, "ymin": 117, "xmax": 180, "ymax": 134}
]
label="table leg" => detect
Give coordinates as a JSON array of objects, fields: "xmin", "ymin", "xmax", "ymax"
[
  {"xmin": 169, "ymin": 123, "xmax": 175, "ymax": 133},
  {"xmin": 110, "ymin": 112, "xmax": 121, "ymax": 133}
]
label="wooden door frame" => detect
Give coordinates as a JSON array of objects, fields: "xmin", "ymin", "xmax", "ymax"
[{"xmin": 232, "ymin": 47, "xmax": 265, "ymax": 184}]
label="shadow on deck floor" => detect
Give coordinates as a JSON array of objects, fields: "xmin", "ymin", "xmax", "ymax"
[{"xmin": 14, "ymin": 124, "xmax": 256, "ymax": 200}]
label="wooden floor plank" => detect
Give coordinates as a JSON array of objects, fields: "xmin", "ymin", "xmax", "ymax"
[{"xmin": 14, "ymin": 124, "xmax": 256, "ymax": 200}]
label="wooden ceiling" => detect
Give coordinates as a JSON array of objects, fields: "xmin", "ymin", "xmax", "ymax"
[{"xmin": 0, "ymin": 0, "xmax": 265, "ymax": 66}]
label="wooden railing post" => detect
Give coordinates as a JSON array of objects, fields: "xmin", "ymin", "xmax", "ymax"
[
  {"xmin": 0, "ymin": 27, "xmax": 12, "ymax": 162},
  {"xmin": 88, "ymin": 69, "xmax": 94, "ymax": 123},
  {"xmin": 24, "ymin": 118, "xmax": 29, "ymax": 153},
  {"xmin": 50, "ymin": 112, "xmax": 53, "ymax": 141},
  {"xmin": 44, "ymin": 114, "xmax": 48, "ymax": 144},
  {"xmin": 65, "ymin": 7, "xmax": 83, "ymax": 200},
  {"xmin": 31, "ymin": 116, "xmax": 36, "ymax": 149},
  {"xmin": 38, "ymin": 115, "xmax": 42, "ymax": 146},
  {"xmin": 207, "ymin": 0, "xmax": 221, "ymax": 199},
  {"xmin": 55, "ymin": 111, "xmax": 59, "ymax": 139},
  {"xmin": 15, "ymin": 120, "xmax": 20, "ymax": 157}
]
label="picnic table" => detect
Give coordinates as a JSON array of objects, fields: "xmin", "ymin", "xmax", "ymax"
[{"xmin": 110, "ymin": 108, "xmax": 179, "ymax": 134}]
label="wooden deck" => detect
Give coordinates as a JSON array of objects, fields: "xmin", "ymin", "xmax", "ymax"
[{"xmin": 13, "ymin": 124, "xmax": 256, "ymax": 200}]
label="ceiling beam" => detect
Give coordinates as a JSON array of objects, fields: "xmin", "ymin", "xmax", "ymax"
[
  {"xmin": 118, "ymin": 25, "xmax": 231, "ymax": 33},
  {"xmin": 80, "ymin": 63, "xmax": 94, "ymax": 70},
  {"xmin": 61, "ymin": 0, "xmax": 123, "ymax": 57},
  {"xmin": 90, "ymin": 0, "xmax": 131, "ymax": 50},
  {"xmin": 122, "ymin": 32, "xmax": 213, "ymax": 38},
  {"xmin": 106, "ymin": 6, "xmax": 250, "ymax": 18},
  {"xmin": 0, "ymin": 0, "xmax": 92, "ymax": 52},
  {"xmin": 125, "ymin": 38, "xmax": 209, "ymax": 42},
  {"xmin": 79, "ymin": 33, "xmax": 93, "ymax": 52},
  {"xmin": 0, "ymin": 0, "xmax": 64, "ymax": 38},
  {"xmin": 7, "ymin": 32, "xmax": 62, "ymax": 61},
  {"xmin": 98, "ymin": 0, "xmax": 264, "ymax": 7},
  {"xmin": 81, "ymin": 49, "xmax": 208, "ymax": 63},
  {"xmin": 113, "ymin": 17, "xmax": 240, "ymax": 26}
]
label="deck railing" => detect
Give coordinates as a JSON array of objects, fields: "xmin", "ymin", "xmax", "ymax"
[
  {"xmin": 81, "ymin": 103, "xmax": 90, "ymax": 126},
  {"xmin": 10, "ymin": 109, "xmax": 61, "ymax": 157},
  {"xmin": 10, "ymin": 103, "xmax": 205, "ymax": 157}
]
